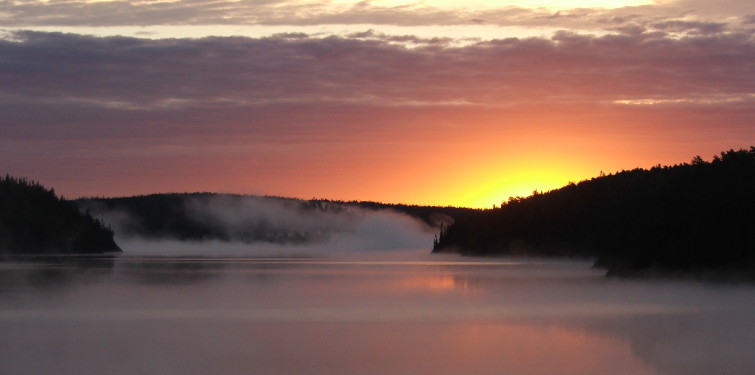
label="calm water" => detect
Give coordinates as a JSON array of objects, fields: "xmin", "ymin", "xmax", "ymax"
[{"xmin": 1, "ymin": 253, "xmax": 754, "ymax": 375}]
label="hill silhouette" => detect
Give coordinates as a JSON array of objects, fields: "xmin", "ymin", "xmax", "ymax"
[
  {"xmin": 0, "ymin": 176, "xmax": 121, "ymax": 255},
  {"xmin": 433, "ymin": 148, "xmax": 755, "ymax": 280}
]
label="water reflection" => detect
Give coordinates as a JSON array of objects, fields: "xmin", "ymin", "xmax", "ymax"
[
  {"xmin": 569, "ymin": 312, "xmax": 755, "ymax": 375},
  {"xmin": 0, "ymin": 255, "xmax": 754, "ymax": 375},
  {"xmin": 0, "ymin": 255, "xmax": 116, "ymax": 290}
]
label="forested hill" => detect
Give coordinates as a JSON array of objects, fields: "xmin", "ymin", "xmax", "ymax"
[
  {"xmin": 0, "ymin": 176, "xmax": 121, "ymax": 255},
  {"xmin": 433, "ymin": 148, "xmax": 755, "ymax": 279}
]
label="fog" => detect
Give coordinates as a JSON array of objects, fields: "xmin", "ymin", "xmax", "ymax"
[
  {"xmin": 88, "ymin": 195, "xmax": 437, "ymax": 258},
  {"xmin": 1, "ymin": 255, "xmax": 754, "ymax": 375}
]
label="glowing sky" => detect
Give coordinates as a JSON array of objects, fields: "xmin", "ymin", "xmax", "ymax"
[{"xmin": 1, "ymin": 0, "xmax": 753, "ymax": 207}]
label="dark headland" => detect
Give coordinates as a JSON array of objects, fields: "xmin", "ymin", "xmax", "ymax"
[
  {"xmin": 0, "ymin": 175, "xmax": 120, "ymax": 255},
  {"xmin": 433, "ymin": 147, "xmax": 755, "ymax": 281}
]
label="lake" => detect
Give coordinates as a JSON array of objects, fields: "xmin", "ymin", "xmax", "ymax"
[{"xmin": 1, "ymin": 252, "xmax": 754, "ymax": 375}]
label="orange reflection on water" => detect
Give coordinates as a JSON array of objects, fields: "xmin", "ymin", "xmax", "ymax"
[
  {"xmin": 396, "ymin": 274, "xmax": 467, "ymax": 292},
  {"xmin": 426, "ymin": 323, "xmax": 657, "ymax": 375},
  {"xmin": 236, "ymin": 321, "xmax": 659, "ymax": 375}
]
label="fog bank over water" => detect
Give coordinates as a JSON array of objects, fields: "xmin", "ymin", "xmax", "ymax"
[{"xmin": 94, "ymin": 194, "xmax": 437, "ymax": 257}]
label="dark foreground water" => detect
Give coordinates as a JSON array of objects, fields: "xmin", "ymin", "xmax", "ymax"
[{"xmin": 1, "ymin": 253, "xmax": 754, "ymax": 375}]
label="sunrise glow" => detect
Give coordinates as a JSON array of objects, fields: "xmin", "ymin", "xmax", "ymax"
[
  {"xmin": 1, "ymin": 0, "xmax": 752, "ymax": 207},
  {"xmin": 462, "ymin": 175, "xmax": 576, "ymax": 208}
]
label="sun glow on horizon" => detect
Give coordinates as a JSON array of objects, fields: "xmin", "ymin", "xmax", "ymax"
[{"xmin": 457, "ymin": 173, "xmax": 578, "ymax": 208}]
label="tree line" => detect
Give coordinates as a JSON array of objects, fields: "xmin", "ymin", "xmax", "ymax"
[
  {"xmin": 433, "ymin": 148, "xmax": 755, "ymax": 279},
  {"xmin": 0, "ymin": 175, "xmax": 120, "ymax": 255}
]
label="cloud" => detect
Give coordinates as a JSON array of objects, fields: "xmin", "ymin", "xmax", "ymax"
[
  {"xmin": 0, "ymin": 28, "xmax": 753, "ymax": 201},
  {"xmin": 0, "ymin": 0, "xmax": 752, "ymax": 34},
  {"xmin": 0, "ymin": 29, "xmax": 751, "ymax": 141},
  {"xmin": 651, "ymin": 20, "xmax": 727, "ymax": 35},
  {"xmin": 0, "ymin": 30, "xmax": 751, "ymax": 128}
]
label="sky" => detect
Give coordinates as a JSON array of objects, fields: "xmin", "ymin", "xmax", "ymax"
[{"xmin": 1, "ymin": 0, "xmax": 753, "ymax": 208}]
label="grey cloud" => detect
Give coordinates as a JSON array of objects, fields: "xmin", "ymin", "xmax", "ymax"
[
  {"xmin": 597, "ymin": 14, "xmax": 644, "ymax": 25},
  {"xmin": 652, "ymin": 20, "xmax": 727, "ymax": 35},
  {"xmin": 0, "ymin": 0, "xmax": 254, "ymax": 27},
  {"xmin": 0, "ymin": 0, "xmax": 749, "ymax": 33},
  {"xmin": 345, "ymin": 29, "xmax": 453, "ymax": 45},
  {"xmin": 609, "ymin": 24, "xmax": 647, "ymax": 35},
  {"xmin": 0, "ymin": 1, "xmax": 581, "ymax": 28},
  {"xmin": 1, "ymin": 30, "xmax": 753, "ymax": 142}
]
